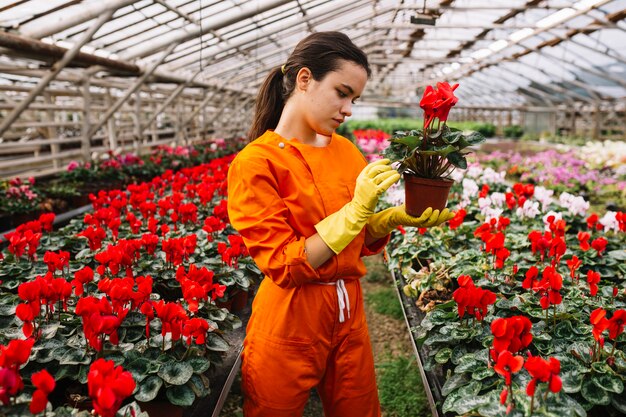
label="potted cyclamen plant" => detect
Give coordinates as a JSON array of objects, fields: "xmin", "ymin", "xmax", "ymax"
[{"xmin": 383, "ymin": 82, "xmax": 485, "ymax": 216}]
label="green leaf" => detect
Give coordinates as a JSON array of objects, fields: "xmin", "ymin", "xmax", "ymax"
[
  {"xmin": 561, "ymin": 370, "xmax": 584, "ymax": 394},
  {"xmin": 187, "ymin": 357, "xmax": 210, "ymax": 374},
  {"xmin": 607, "ymin": 249, "xmax": 626, "ymax": 261},
  {"xmin": 452, "ymin": 393, "xmax": 492, "ymax": 414},
  {"xmin": 187, "ymin": 374, "xmax": 209, "ymax": 398},
  {"xmin": 454, "ymin": 354, "xmax": 482, "ymax": 373},
  {"xmin": 135, "ymin": 375, "xmax": 163, "ymax": 402},
  {"xmin": 126, "ymin": 358, "xmax": 154, "ymax": 383},
  {"xmin": 472, "ymin": 367, "xmax": 495, "ymax": 381},
  {"xmin": 581, "ymin": 378, "xmax": 611, "ymax": 405},
  {"xmin": 58, "ymin": 348, "xmax": 90, "ymax": 365},
  {"xmin": 446, "ymin": 152, "xmax": 467, "ymax": 169},
  {"xmin": 166, "ymin": 384, "xmax": 196, "ymax": 406},
  {"xmin": 391, "ymin": 135, "xmax": 422, "ymax": 150},
  {"xmin": 432, "ymin": 348, "xmax": 451, "ymax": 365},
  {"xmin": 441, "ymin": 373, "xmax": 470, "ymax": 396},
  {"xmin": 592, "ymin": 372, "xmax": 624, "ymax": 394},
  {"xmin": 158, "ymin": 361, "xmax": 193, "ymax": 385},
  {"xmin": 442, "ymin": 381, "xmax": 481, "ymax": 414},
  {"xmin": 206, "ymin": 333, "xmax": 229, "ymax": 352},
  {"xmin": 55, "ymin": 364, "xmax": 79, "ymax": 381}
]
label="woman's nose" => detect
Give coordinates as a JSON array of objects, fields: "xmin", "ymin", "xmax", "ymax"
[{"xmin": 341, "ymin": 101, "xmax": 352, "ymax": 117}]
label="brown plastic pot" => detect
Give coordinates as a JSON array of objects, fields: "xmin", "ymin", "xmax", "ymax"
[{"xmin": 404, "ymin": 174, "xmax": 454, "ymax": 217}]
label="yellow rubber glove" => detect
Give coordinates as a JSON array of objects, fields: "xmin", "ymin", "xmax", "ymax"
[
  {"xmin": 315, "ymin": 159, "xmax": 400, "ymax": 254},
  {"xmin": 366, "ymin": 205, "xmax": 456, "ymax": 240}
]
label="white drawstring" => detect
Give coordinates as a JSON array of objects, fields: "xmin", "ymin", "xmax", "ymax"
[{"xmin": 314, "ymin": 279, "xmax": 350, "ymax": 323}]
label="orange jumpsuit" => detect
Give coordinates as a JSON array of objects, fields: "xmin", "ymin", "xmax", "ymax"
[{"xmin": 227, "ymin": 130, "xmax": 389, "ymax": 417}]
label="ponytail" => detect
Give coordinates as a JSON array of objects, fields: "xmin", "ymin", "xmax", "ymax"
[{"xmin": 248, "ymin": 67, "xmax": 286, "ymax": 141}]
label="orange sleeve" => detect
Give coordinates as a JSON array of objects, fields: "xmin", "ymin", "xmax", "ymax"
[{"xmin": 227, "ymin": 156, "xmax": 320, "ymax": 289}]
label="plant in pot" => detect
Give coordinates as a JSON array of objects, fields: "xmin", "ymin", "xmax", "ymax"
[{"xmin": 383, "ymin": 82, "xmax": 486, "ymax": 216}]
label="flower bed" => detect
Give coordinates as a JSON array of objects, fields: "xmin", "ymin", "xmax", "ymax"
[
  {"xmin": 478, "ymin": 145, "xmax": 626, "ymax": 212},
  {"xmin": 0, "ymin": 154, "xmax": 261, "ymax": 416},
  {"xmin": 385, "ymin": 162, "xmax": 626, "ymax": 416}
]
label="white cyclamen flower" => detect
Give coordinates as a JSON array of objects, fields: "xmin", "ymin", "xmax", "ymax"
[
  {"xmin": 483, "ymin": 207, "xmax": 504, "ymax": 223},
  {"xmin": 480, "ymin": 167, "xmax": 507, "ymax": 185},
  {"xmin": 533, "ymin": 186, "xmax": 554, "ymax": 211},
  {"xmin": 559, "ymin": 192, "xmax": 589, "ymax": 217},
  {"xmin": 516, "ymin": 200, "xmax": 541, "ymax": 219},
  {"xmin": 599, "ymin": 211, "xmax": 620, "ymax": 233}
]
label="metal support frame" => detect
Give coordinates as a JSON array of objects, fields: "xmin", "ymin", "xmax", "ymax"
[
  {"xmin": 81, "ymin": 76, "xmax": 92, "ymax": 162},
  {"xmin": 86, "ymin": 42, "xmax": 179, "ymax": 141},
  {"xmin": 0, "ymin": 9, "xmax": 115, "ymax": 139},
  {"xmin": 120, "ymin": 0, "xmax": 291, "ymax": 60},
  {"xmin": 17, "ymin": 0, "xmax": 138, "ymax": 39},
  {"xmin": 152, "ymin": 0, "xmax": 199, "ymax": 25}
]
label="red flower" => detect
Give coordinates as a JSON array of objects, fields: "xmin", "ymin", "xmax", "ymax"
[
  {"xmin": 524, "ymin": 356, "xmax": 561, "ymax": 396},
  {"xmin": 77, "ymin": 226, "xmax": 106, "ymax": 251},
  {"xmin": 494, "ymin": 350, "xmax": 524, "ymax": 386},
  {"xmin": 591, "ymin": 237, "xmax": 608, "ymax": 257},
  {"xmin": 87, "ymin": 359, "xmax": 135, "ymax": 417},
  {"xmin": 586, "ymin": 213, "xmax": 603, "ymax": 231},
  {"xmin": 452, "ymin": 275, "xmax": 496, "ymax": 321},
  {"xmin": 30, "ymin": 369, "xmax": 55, "ymax": 414},
  {"xmin": 447, "ymin": 209, "xmax": 466, "ymax": 230},
  {"xmin": 586, "ymin": 270, "xmax": 601, "ymax": 297},
  {"xmin": 522, "ymin": 266, "xmax": 539, "ymax": 290},
  {"xmin": 491, "ymin": 315, "xmax": 533, "ymax": 355},
  {"xmin": 479, "ymin": 184, "xmax": 490, "ymax": 199},
  {"xmin": 72, "ymin": 266, "xmax": 94, "ymax": 296},
  {"xmin": 38, "ymin": 213, "xmax": 55, "ymax": 232},
  {"xmin": 182, "ymin": 318, "xmax": 211, "ymax": 345},
  {"xmin": 566, "ymin": 256, "xmax": 582, "ymax": 280},
  {"xmin": 0, "ymin": 338, "xmax": 35, "ymax": 404},
  {"xmin": 590, "ymin": 308, "xmax": 609, "ymax": 343},
  {"xmin": 153, "ymin": 301, "xmax": 188, "ymax": 342},
  {"xmin": 536, "ymin": 266, "xmax": 563, "ymax": 309},
  {"xmin": 577, "ymin": 232, "xmax": 591, "ymax": 251},
  {"xmin": 607, "ymin": 309, "xmax": 626, "ymax": 340}
]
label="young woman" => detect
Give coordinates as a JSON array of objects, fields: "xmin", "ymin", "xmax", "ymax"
[{"xmin": 227, "ymin": 31, "xmax": 453, "ymax": 417}]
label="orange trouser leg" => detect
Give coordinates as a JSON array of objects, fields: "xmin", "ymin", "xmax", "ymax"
[
  {"xmin": 240, "ymin": 329, "xmax": 320, "ymax": 417},
  {"xmin": 317, "ymin": 325, "xmax": 381, "ymax": 417}
]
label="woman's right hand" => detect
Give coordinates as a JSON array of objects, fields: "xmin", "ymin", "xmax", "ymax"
[{"xmin": 353, "ymin": 159, "xmax": 400, "ymax": 213}]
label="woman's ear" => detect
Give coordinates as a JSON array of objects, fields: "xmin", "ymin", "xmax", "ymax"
[{"xmin": 295, "ymin": 67, "xmax": 312, "ymax": 91}]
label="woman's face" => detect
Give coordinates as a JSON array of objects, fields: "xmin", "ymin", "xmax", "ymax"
[{"xmin": 298, "ymin": 60, "xmax": 368, "ymax": 136}]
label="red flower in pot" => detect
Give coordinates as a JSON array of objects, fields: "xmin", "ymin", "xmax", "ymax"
[{"xmin": 382, "ymin": 82, "xmax": 485, "ymax": 216}]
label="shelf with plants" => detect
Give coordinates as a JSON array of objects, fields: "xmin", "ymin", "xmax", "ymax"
[
  {"xmin": 0, "ymin": 138, "xmax": 247, "ymax": 232},
  {"xmin": 0, "ymin": 151, "xmax": 262, "ymax": 417},
  {"xmin": 383, "ymin": 159, "xmax": 626, "ymax": 417}
]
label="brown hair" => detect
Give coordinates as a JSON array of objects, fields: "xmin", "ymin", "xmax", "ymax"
[{"xmin": 248, "ymin": 31, "xmax": 371, "ymax": 141}]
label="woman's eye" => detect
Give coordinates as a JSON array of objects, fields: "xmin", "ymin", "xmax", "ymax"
[{"xmin": 337, "ymin": 89, "xmax": 347, "ymax": 98}]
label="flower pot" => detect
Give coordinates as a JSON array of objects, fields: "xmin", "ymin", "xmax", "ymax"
[{"xmin": 404, "ymin": 174, "xmax": 454, "ymax": 217}]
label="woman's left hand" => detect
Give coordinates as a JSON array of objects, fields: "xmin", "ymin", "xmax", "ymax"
[{"xmin": 366, "ymin": 205, "xmax": 455, "ymax": 239}]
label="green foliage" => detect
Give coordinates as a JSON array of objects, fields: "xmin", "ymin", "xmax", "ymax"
[
  {"xmin": 377, "ymin": 355, "xmax": 430, "ymax": 417},
  {"xmin": 504, "ymin": 124, "xmax": 524, "ymax": 138},
  {"xmin": 383, "ymin": 125, "xmax": 485, "ymax": 179},
  {"xmin": 365, "ymin": 288, "xmax": 405, "ymax": 320}
]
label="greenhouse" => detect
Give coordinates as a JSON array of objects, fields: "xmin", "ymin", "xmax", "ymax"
[{"xmin": 0, "ymin": 0, "xmax": 625, "ymax": 416}]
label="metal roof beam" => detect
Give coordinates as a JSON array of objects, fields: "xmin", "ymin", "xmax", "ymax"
[
  {"xmin": 119, "ymin": 0, "xmax": 292, "ymax": 60},
  {"xmin": 18, "ymin": 0, "xmax": 139, "ymax": 39}
]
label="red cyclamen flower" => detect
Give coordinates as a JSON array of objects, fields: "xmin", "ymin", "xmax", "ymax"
[
  {"xmin": 87, "ymin": 359, "xmax": 135, "ymax": 417},
  {"xmin": 29, "ymin": 369, "xmax": 55, "ymax": 414}
]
